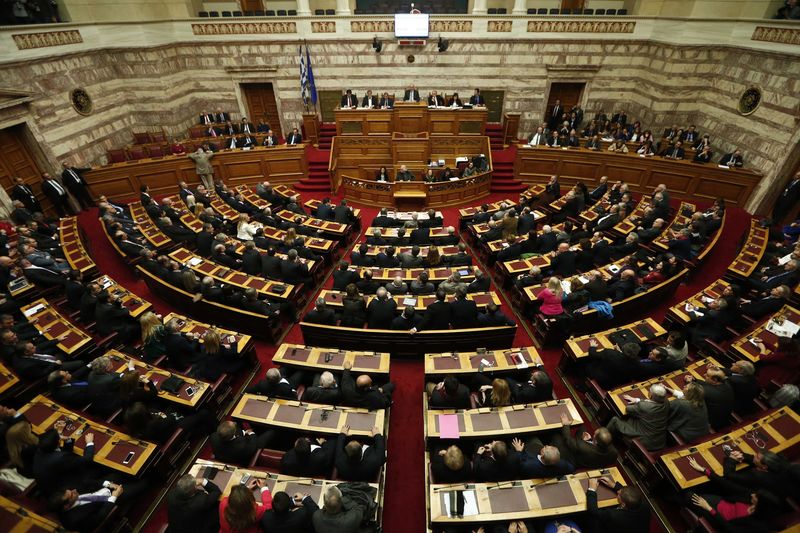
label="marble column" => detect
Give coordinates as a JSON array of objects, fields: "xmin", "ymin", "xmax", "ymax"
[
  {"xmin": 296, "ymin": 0, "xmax": 311, "ymax": 16},
  {"xmin": 471, "ymin": 0, "xmax": 487, "ymax": 15},
  {"xmin": 335, "ymin": 0, "xmax": 352, "ymax": 15},
  {"xmin": 512, "ymin": 0, "xmax": 527, "ymax": 15}
]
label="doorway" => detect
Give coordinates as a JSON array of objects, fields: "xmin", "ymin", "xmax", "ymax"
[
  {"xmin": 0, "ymin": 124, "xmax": 41, "ymax": 190},
  {"xmin": 241, "ymin": 83, "xmax": 283, "ymax": 138},
  {"xmin": 240, "ymin": 0, "xmax": 263, "ymax": 11},
  {"xmin": 561, "ymin": 0, "xmax": 585, "ymax": 11},
  {"xmin": 544, "ymin": 82, "xmax": 585, "ymax": 124}
]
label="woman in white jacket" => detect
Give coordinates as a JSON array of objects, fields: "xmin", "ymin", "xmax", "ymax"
[{"xmin": 236, "ymin": 213, "xmax": 257, "ymax": 241}]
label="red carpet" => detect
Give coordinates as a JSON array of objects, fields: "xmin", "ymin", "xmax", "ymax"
[{"xmin": 77, "ymin": 192, "xmax": 753, "ymax": 533}]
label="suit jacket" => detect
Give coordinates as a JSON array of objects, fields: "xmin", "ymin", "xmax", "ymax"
[
  {"xmin": 333, "ymin": 269, "xmax": 359, "ymax": 291},
  {"xmin": 720, "ymin": 153, "xmax": 744, "ymax": 167},
  {"xmin": 419, "ymin": 300, "xmax": 451, "ymax": 330},
  {"xmin": 449, "ymin": 298, "xmax": 479, "ymax": 328},
  {"xmin": 378, "ymin": 97, "xmax": 393, "ymax": 109},
  {"xmin": 306, "ymin": 307, "xmax": 336, "ymax": 326},
  {"xmin": 527, "ymin": 132, "xmax": 547, "ymax": 146},
  {"xmin": 340, "ymin": 93, "xmax": 358, "ymax": 107},
  {"xmin": 550, "ymin": 251, "xmax": 578, "ymax": 277},
  {"xmin": 622, "ymin": 399, "xmax": 670, "ymax": 450},
  {"xmin": 367, "ymin": 298, "xmax": 396, "ymax": 329},
  {"xmin": 556, "ymin": 424, "xmax": 618, "ymax": 469},
  {"xmin": 302, "ymin": 386, "xmax": 341, "ymax": 404},
  {"xmin": 209, "ymin": 428, "xmax": 262, "ymax": 465},
  {"xmin": 726, "ymin": 372, "xmax": 760, "ymax": 415},
  {"xmin": 403, "ymin": 89, "xmax": 420, "ymax": 102},
  {"xmin": 260, "ymin": 496, "xmax": 319, "ymax": 533},
  {"xmin": 33, "ymin": 438, "xmax": 96, "ymax": 493},
  {"xmin": 427, "ymin": 94, "xmax": 444, "ymax": 106},
  {"xmin": 166, "ymin": 480, "xmax": 222, "ymax": 533},
  {"xmin": 740, "ymin": 296, "xmax": 784, "ymax": 318},
  {"xmin": 11, "ymin": 183, "xmax": 41, "ymax": 210},
  {"xmin": 286, "ymin": 132, "xmax": 303, "ymax": 145},
  {"xmin": 333, "ymin": 205, "xmax": 354, "ymax": 223},
  {"xmin": 61, "ymin": 167, "xmax": 88, "ymax": 190},
  {"xmin": 280, "ymin": 260, "xmax": 309, "ymax": 284},
  {"xmin": 333, "ymin": 433, "xmax": 385, "ymax": 481},
  {"xmin": 519, "ymin": 451, "xmax": 575, "ymax": 478},
  {"xmin": 361, "ymin": 95, "xmax": 377, "ymax": 108},
  {"xmin": 472, "ymin": 452, "xmax": 520, "ymax": 482},
  {"xmin": 586, "ymin": 483, "xmax": 651, "ymax": 532},
  {"xmin": 312, "ymin": 507, "xmax": 364, "ymax": 533},
  {"xmin": 41, "ymin": 179, "xmax": 68, "ymax": 204},
  {"xmin": 95, "ymin": 301, "xmax": 133, "ymax": 336},
  {"xmin": 429, "ymin": 383, "xmax": 470, "ymax": 409},
  {"xmin": 281, "ymin": 439, "xmax": 336, "ymax": 477},
  {"xmin": 59, "ymin": 499, "xmax": 115, "ymax": 533},
  {"xmin": 23, "ymin": 265, "xmax": 65, "ymax": 287},
  {"xmin": 666, "ymin": 399, "xmax": 710, "ymax": 443}
]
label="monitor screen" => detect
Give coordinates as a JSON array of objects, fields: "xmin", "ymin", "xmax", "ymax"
[{"xmin": 394, "ymin": 14, "xmax": 429, "ymax": 38}]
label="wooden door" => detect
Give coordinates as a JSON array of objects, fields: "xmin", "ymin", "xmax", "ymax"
[
  {"xmin": 240, "ymin": 0, "xmax": 263, "ymax": 12},
  {"xmin": 561, "ymin": 0, "xmax": 585, "ymax": 11},
  {"xmin": 0, "ymin": 124, "xmax": 42, "ymax": 196},
  {"xmin": 241, "ymin": 83, "xmax": 283, "ymax": 138},
  {"xmin": 545, "ymin": 82, "xmax": 585, "ymax": 123}
]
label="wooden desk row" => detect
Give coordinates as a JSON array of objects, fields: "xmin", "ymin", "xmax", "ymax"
[
  {"xmin": 350, "ymin": 265, "xmax": 475, "ymax": 284},
  {"xmin": 273, "ymin": 343, "xmax": 391, "ymax": 375},
  {"xmin": 18, "ymin": 395, "xmax": 157, "ymax": 476},
  {"xmin": 334, "ymin": 106, "xmax": 488, "ymax": 137},
  {"xmin": 129, "ymin": 202, "xmax": 172, "ymax": 250},
  {"xmin": 459, "ymin": 198, "xmax": 518, "ymax": 220},
  {"xmin": 514, "ymin": 144, "xmax": 762, "ymax": 208},
  {"xmin": 425, "ymin": 398, "xmax": 582, "ymax": 439},
  {"xmin": 319, "ymin": 290, "xmax": 501, "ymax": 313},
  {"xmin": 164, "ymin": 311, "xmax": 254, "ymax": 354},
  {"xmin": 424, "ymin": 347, "xmax": 543, "ymax": 376},
  {"xmin": 660, "ymin": 407, "xmax": 800, "ymax": 489},
  {"xmin": 359, "ymin": 244, "xmax": 462, "ymax": 258},
  {"xmin": 59, "ymin": 217, "xmax": 97, "ymax": 275},
  {"xmin": 365, "ymin": 225, "xmax": 451, "ymax": 240},
  {"xmin": 96, "ymin": 274, "xmax": 153, "ymax": 318},
  {"xmin": 0, "ymin": 494, "xmax": 62, "ymax": 533},
  {"xmin": 606, "ymin": 357, "xmax": 723, "ymax": 416},
  {"xmin": 665, "ymin": 279, "xmax": 730, "ymax": 325},
  {"xmin": 519, "ymin": 184, "xmax": 546, "ymax": 203},
  {"xmin": 189, "ymin": 459, "xmax": 379, "ymax": 507},
  {"xmin": 21, "ymin": 298, "xmax": 92, "ymax": 355},
  {"xmin": 728, "ymin": 305, "xmax": 800, "ymax": 363},
  {"xmin": 565, "ymin": 318, "xmax": 668, "ymax": 360},
  {"xmin": 610, "ymin": 197, "xmax": 647, "ymax": 236},
  {"xmin": 340, "ymin": 172, "xmax": 493, "ymax": 210},
  {"xmin": 305, "ymin": 197, "xmax": 362, "ymax": 218},
  {"xmin": 428, "ymin": 466, "xmax": 626, "ymax": 524},
  {"xmin": 170, "ymin": 248, "xmax": 295, "ymax": 300},
  {"xmin": 232, "ymin": 394, "xmax": 385, "ymax": 437},
  {"xmin": 652, "ymin": 202, "xmax": 696, "ymax": 251},
  {"xmin": 726, "ymin": 219, "xmax": 769, "ymax": 279},
  {"xmin": 84, "ymin": 144, "xmax": 308, "ymax": 202}
]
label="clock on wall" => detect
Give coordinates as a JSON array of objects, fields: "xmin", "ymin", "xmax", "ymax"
[
  {"xmin": 70, "ymin": 88, "xmax": 93, "ymax": 116},
  {"xmin": 738, "ymin": 87, "xmax": 761, "ymax": 116}
]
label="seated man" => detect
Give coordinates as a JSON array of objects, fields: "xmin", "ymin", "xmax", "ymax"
[
  {"xmin": 551, "ymin": 413, "xmax": 618, "ymax": 469},
  {"xmin": 395, "ymin": 165, "xmax": 415, "ymax": 182},
  {"xmin": 427, "ymin": 375, "xmax": 470, "ymax": 409},
  {"xmin": 341, "ymin": 360, "xmax": 394, "ymax": 410},
  {"xmin": 305, "ymin": 298, "xmax": 336, "ymax": 326},
  {"xmin": 210, "ymin": 420, "xmax": 275, "ymax": 465},
  {"xmin": 49, "ymin": 479, "xmax": 145, "ymax": 533},
  {"xmin": 607, "ymin": 383, "xmax": 670, "ymax": 451},
  {"xmin": 472, "ymin": 440, "xmax": 520, "ymax": 482},
  {"xmin": 302, "ymin": 371, "xmax": 341, "ymax": 404},
  {"xmin": 166, "ymin": 474, "xmax": 222, "ymax": 533},
  {"xmin": 513, "ymin": 437, "xmax": 575, "ymax": 478},
  {"xmin": 333, "ymin": 426, "xmax": 385, "ymax": 482},
  {"xmin": 391, "ymin": 305, "xmax": 422, "ymax": 330},
  {"xmin": 366, "ymin": 287, "xmax": 396, "ymax": 329},
  {"xmin": 280, "ymin": 436, "xmax": 336, "ymax": 477},
  {"xmin": 313, "ymin": 485, "xmax": 362, "ymax": 533},
  {"xmin": 586, "ymin": 476, "xmax": 651, "ymax": 532},
  {"xmin": 261, "ymin": 490, "xmax": 318, "ymax": 532},
  {"xmin": 246, "ymin": 367, "xmax": 302, "ymax": 399}
]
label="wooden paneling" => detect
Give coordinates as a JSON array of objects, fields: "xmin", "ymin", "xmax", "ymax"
[
  {"xmin": 515, "ymin": 146, "xmax": 762, "ymax": 208},
  {"xmin": 242, "ymin": 83, "xmax": 283, "ymax": 138},
  {"xmin": 0, "ymin": 124, "xmax": 43, "ymax": 204},
  {"xmin": 546, "ymin": 82, "xmax": 584, "ymax": 122},
  {"xmin": 84, "ymin": 145, "xmax": 307, "ymax": 201},
  {"xmin": 394, "ymin": 103, "xmax": 429, "ymax": 134},
  {"xmin": 335, "ymin": 107, "xmax": 488, "ymax": 137},
  {"xmin": 341, "ymin": 171, "xmax": 493, "ymax": 209},
  {"xmin": 240, "ymin": 0, "xmax": 263, "ymax": 10}
]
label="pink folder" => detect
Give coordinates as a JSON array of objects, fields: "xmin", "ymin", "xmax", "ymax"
[{"xmin": 438, "ymin": 414, "xmax": 460, "ymax": 439}]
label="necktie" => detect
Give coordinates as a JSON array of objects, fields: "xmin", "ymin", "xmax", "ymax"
[
  {"xmin": 51, "ymin": 181, "xmax": 64, "ymax": 195},
  {"xmin": 672, "ymin": 149, "xmax": 678, "ymax": 158},
  {"xmin": 28, "ymin": 353, "xmax": 59, "ymax": 363},
  {"xmin": 78, "ymin": 493, "xmax": 108, "ymax": 503},
  {"xmin": 69, "ymin": 381, "xmax": 88, "ymax": 387},
  {"xmin": 210, "ymin": 129, "xmax": 217, "ymax": 138}
]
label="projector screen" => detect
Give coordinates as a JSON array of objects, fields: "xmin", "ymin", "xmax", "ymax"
[{"xmin": 394, "ymin": 14, "xmax": 430, "ymax": 38}]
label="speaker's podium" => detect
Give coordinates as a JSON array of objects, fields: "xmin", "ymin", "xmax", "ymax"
[{"xmin": 392, "ymin": 181, "xmax": 427, "ymax": 211}]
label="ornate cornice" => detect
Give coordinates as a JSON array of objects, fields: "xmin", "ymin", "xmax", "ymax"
[
  {"xmin": 191, "ymin": 22, "xmax": 296, "ymax": 35},
  {"xmin": 527, "ymin": 20, "xmax": 635, "ymax": 33},
  {"xmin": 487, "ymin": 20, "xmax": 513, "ymax": 32},
  {"xmin": 12, "ymin": 30, "xmax": 82, "ymax": 50},
  {"xmin": 751, "ymin": 26, "xmax": 800, "ymax": 45},
  {"xmin": 311, "ymin": 21, "xmax": 336, "ymax": 33},
  {"xmin": 430, "ymin": 20, "xmax": 473, "ymax": 32}
]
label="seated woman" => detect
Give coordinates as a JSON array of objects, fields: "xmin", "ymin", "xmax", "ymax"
[
  {"xmin": 425, "ymin": 245, "xmax": 442, "ymax": 268},
  {"xmin": 431, "ymin": 445, "xmax": 472, "ymax": 483},
  {"xmin": 192, "ymin": 330, "xmax": 244, "ymax": 381},
  {"xmin": 562, "ymin": 279, "xmax": 589, "ymax": 313},
  {"xmin": 446, "ymin": 92, "xmax": 463, "ymax": 107},
  {"xmin": 219, "ymin": 480, "xmax": 272, "ymax": 533},
  {"xmin": 236, "ymin": 213, "xmax": 258, "ymax": 241},
  {"xmin": 339, "ymin": 283, "xmax": 366, "ymax": 328},
  {"xmin": 637, "ymin": 140, "xmax": 655, "ymax": 156},
  {"xmin": 476, "ymin": 378, "xmax": 512, "ymax": 408},
  {"xmin": 376, "ymin": 166, "xmax": 390, "ymax": 182},
  {"xmin": 536, "ymin": 277, "xmax": 565, "ymax": 317},
  {"xmin": 6, "ymin": 419, "xmax": 38, "ymax": 477},
  {"xmin": 667, "ymin": 382, "xmax": 711, "ymax": 443},
  {"xmin": 423, "ymin": 169, "xmax": 436, "ymax": 183}
]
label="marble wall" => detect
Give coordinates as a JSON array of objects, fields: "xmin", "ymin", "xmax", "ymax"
[{"xmin": 0, "ymin": 29, "xmax": 798, "ymax": 212}]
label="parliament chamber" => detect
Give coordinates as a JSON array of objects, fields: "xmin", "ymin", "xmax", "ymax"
[{"xmin": 1, "ymin": 1, "xmax": 800, "ymax": 532}]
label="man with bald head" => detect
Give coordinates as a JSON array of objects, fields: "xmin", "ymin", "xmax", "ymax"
[
  {"xmin": 334, "ymin": 425, "xmax": 385, "ymax": 482},
  {"xmin": 607, "ymin": 383, "xmax": 670, "ymax": 451},
  {"xmin": 246, "ymin": 367, "xmax": 304, "ymax": 399},
  {"xmin": 341, "ymin": 360, "xmax": 394, "ymax": 410},
  {"xmin": 551, "ymin": 412, "xmax": 618, "ymax": 469}
]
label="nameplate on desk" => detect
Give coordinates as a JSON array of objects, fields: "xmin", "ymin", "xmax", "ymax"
[{"xmin": 23, "ymin": 304, "xmax": 46, "ymax": 317}]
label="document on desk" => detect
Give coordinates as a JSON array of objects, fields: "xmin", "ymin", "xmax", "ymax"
[
  {"xmin": 767, "ymin": 319, "xmax": 800, "ymax": 338},
  {"xmin": 443, "ymin": 490, "xmax": 479, "ymax": 517},
  {"xmin": 438, "ymin": 414, "xmax": 460, "ymax": 439}
]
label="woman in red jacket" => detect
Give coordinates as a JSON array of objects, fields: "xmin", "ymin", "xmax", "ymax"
[{"xmin": 219, "ymin": 478, "xmax": 272, "ymax": 533}]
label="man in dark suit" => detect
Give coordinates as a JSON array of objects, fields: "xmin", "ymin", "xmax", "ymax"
[
  {"xmin": 280, "ymin": 250, "xmax": 310, "ymax": 285},
  {"xmin": 41, "ymin": 173, "xmax": 71, "ymax": 217},
  {"xmin": 49, "ymin": 481, "xmax": 122, "ymax": 532},
  {"xmin": 10, "ymin": 177, "xmax": 42, "ymax": 212},
  {"xmin": 94, "ymin": 290, "xmax": 139, "ymax": 342},
  {"xmin": 773, "ymin": 171, "xmax": 800, "ymax": 223},
  {"xmin": 333, "ymin": 200, "xmax": 355, "ymax": 224},
  {"xmin": 428, "ymin": 375, "xmax": 470, "ymax": 409},
  {"xmin": 427, "ymin": 91, "xmax": 445, "ymax": 107},
  {"xmin": 378, "ymin": 92, "xmax": 394, "ymax": 109},
  {"xmin": 444, "ymin": 242, "xmax": 472, "ymax": 266},
  {"xmin": 341, "ymin": 361, "xmax": 394, "ymax": 410},
  {"xmin": 472, "ymin": 440, "xmax": 520, "ymax": 482},
  {"xmin": 281, "ymin": 437, "xmax": 336, "ymax": 477},
  {"xmin": 199, "ymin": 111, "xmax": 213, "ymax": 124},
  {"xmin": 449, "ymin": 286, "xmax": 479, "ymax": 328},
  {"xmin": 261, "ymin": 491, "xmax": 319, "ymax": 533},
  {"xmin": 360, "ymin": 90, "xmax": 377, "ymax": 109},
  {"xmin": 607, "ymin": 269, "xmax": 637, "ymax": 301},
  {"xmin": 468, "ymin": 88, "xmax": 485, "ymax": 106},
  {"xmin": 195, "ymin": 223, "xmax": 215, "ymax": 257},
  {"xmin": 60, "ymin": 163, "xmax": 93, "ymax": 209},
  {"xmin": 496, "ymin": 235, "xmax": 522, "ymax": 262},
  {"xmin": 586, "ymin": 476, "xmax": 650, "ymax": 532},
  {"xmin": 315, "ymin": 198, "xmax": 334, "ymax": 220},
  {"xmin": 749, "ymin": 260, "xmax": 800, "ymax": 293},
  {"xmin": 740, "ymin": 285, "xmax": 790, "ymax": 318},
  {"xmin": 166, "ymin": 474, "xmax": 222, "ymax": 533},
  {"xmin": 366, "ymin": 288, "xmax": 396, "ymax": 328},
  {"xmin": 334, "ymin": 426, "xmax": 385, "ymax": 481},
  {"xmin": 548, "ymin": 99, "xmax": 563, "ymax": 129},
  {"xmin": 210, "ymin": 420, "xmax": 274, "ymax": 465},
  {"xmin": 350, "ymin": 244, "xmax": 374, "ymax": 267},
  {"xmin": 47, "ymin": 368, "xmax": 91, "ymax": 407},
  {"xmin": 409, "ymin": 225, "xmax": 430, "ymax": 246},
  {"xmin": 551, "ymin": 414, "xmax": 618, "ymax": 469},
  {"xmin": 725, "ymin": 360, "xmax": 760, "ymax": 415},
  {"xmin": 395, "ymin": 165, "xmax": 415, "ymax": 182},
  {"xmin": 607, "ymin": 383, "xmax": 670, "ymax": 451},
  {"xmin": 720, "ymin": 149, "xmax": 744, "ymax": 167},
  {"xmin": 262, "ymin": 130, "xmax": 279, "ymax": 147},
  {"xmin": 21, "ymin": 258, "xmax": 66, "ymax": 288},
  {"xmin": 285, "ymin": 127, "xmax": 303, "ymax": 145},
  {"xmin": 514, "ymin": 438, "xmax": 575, "ymax": 478},
  {"xmin": 302, "ymin": 371, "xmax": 341, "ymax": 404},
  {"xmin": 510, "ymin": 368, "xmax": 553, "ymax": 403},
  {"xmin": 356, "ymin": 270, "xmax": 381, "ymax": 294},
  {"xmin": 332, "ymin": 261, "xmax": 359, "ymax": 291},
  {"xmin": 305, "ymin": 298, "xmax": 336, "ymax": 325},
  {"xmin": 662, "ymin": 140, "xmax": 685, "ymax": 160},
  {"xmin": 371, "ymin": 208, "xmax": 396, "ymax": 228},
  {"xmin": 246, "ymin": 367, "xmax": 300, "ymax": 399},
  {"xmin": 549, "ymin": 243, "xmax": 578, "ymax": 277},
  {"xmin": 403, "ymin": 84, "xmax": 420, "ymax": 102},
  {"xmin": 34, "ymin": 429, "xmax": 98, "ymax": 494},
  {"xmin": 415, "ymin": 290, "xmax": 451, "ymax": 331},
  {"xmin": 391, "ymin": 305, "xmax": 422, "ymax": 330},
  {"xmin": 340, "ymin": 89, "xmax": 357, "ymax": 108},
  {"xmin": 261, "ymin": 247, "xmax": 283, "ymax": 279}
]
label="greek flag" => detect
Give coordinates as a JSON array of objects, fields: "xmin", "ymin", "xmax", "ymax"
[{"xmin": 299, "ymin": 44, "xmax": 318, "ymax": 105}]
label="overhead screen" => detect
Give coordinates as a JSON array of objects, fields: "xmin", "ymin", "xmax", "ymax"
[{"xmin": 394, "ymin": 14, "xmax": 430, "ymax": 38}]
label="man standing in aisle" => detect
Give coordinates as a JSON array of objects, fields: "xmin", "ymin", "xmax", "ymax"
[
  {"xmin": 60, "ymin": 162, "xmax": 93, "ymax": 210},
  {"xmin": 188, "ymin": 147, "xmax": 215, "ymax": 190}
]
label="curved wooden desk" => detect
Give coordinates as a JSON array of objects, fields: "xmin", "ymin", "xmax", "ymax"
[
  {"xmin": 514, "ymin": 145, "xmax": 761, "ymax": 208},
  {"xmin": 84, "ymin": 145, "xmax": 307, "ymax": 202},
  {"xmin": 341, "ymin": 171, "xmax": 493, "ymax": 209}
]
